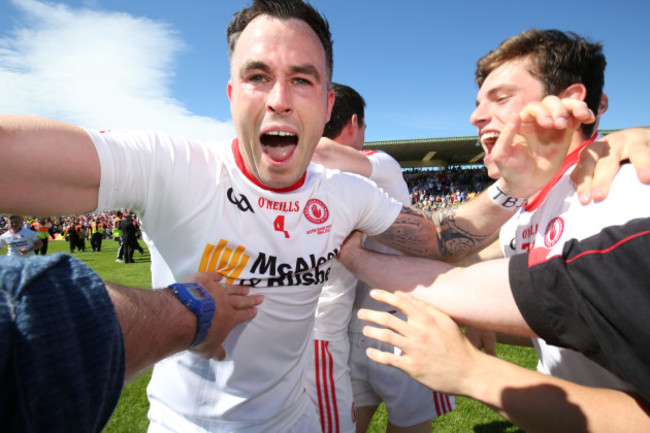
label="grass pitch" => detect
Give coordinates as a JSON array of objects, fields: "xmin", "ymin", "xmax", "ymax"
[{"xmin": 46, "ymin": 239, "xmax": 535, "ymax": 432}]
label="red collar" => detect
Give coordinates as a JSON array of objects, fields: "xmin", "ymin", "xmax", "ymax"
[
  {"xmin": 524, "ymin": 132, "xmax": 598, "ymax": 212},
  {"xmin": 231, "ymin": 139, "xmax": 306, "ymax": 193}
]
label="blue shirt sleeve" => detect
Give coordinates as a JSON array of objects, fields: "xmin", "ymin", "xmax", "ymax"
[{"xmin": 0, "ymin": 253, "xmax": 125, "ymax": 433}]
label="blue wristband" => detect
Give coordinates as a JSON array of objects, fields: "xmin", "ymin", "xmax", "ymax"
[{"xmin": 168, "ymin": 282, "xmax": 216, "ymax": 347}]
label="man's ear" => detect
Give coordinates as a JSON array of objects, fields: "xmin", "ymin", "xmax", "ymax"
[
  {"xmin": 348, "ymin": 114, "xmax": 359, "ymax": 135},
  {"xmin": 559, "ymin": 83, "xmax": 587, "ymax": 101},
  {"xmin": 598, "ymin": 93, "xmax": 609, "ymax": 116},
  {"xmin": 326, "ymin": 87, "xmax": 335, "ymax": 122}
]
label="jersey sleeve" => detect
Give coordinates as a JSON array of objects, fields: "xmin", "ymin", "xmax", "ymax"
[
  {"xmin": 28, "ymin": 230, "xmax": 40, "ymax": 243},
  {"xmin": 328, "ymin": 170, "xmax": 403, "ymax": 237},
  {"xmin": 87, "ymin": 128, "xmax": 225, "ymax": 220},
  {"xmin": 363, "ymin": 150, "xmax": 410, "ymax": 205},
  {"xmin": 0, "ymin": 254, "xmax": 125, "ymax": 432},
  {"xmin": 508, "ymin": 217, "xmax": 650, "ymax": 401}
]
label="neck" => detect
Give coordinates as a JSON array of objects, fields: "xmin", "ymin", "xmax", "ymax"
[{"xmin": 569, "ymin": 129, "xmax": 593, "ymax": 153}]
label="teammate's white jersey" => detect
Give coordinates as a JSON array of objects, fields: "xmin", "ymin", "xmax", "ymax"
[
  {"xmin": 0, "ymin": 228, "xmax": 40, "ymax": 257},
  {"xmin": 313, "ymin": 150, "xmax": 410, "ymax": 339},
  {"xmin": 500, "ymin": 138, "xmax": 649, "ymax": 391},
  {"xmin": 307, "ymin": 150, "xmax": 410, "ymax": 433},
  {"xmin": 349, "ymin": 150, "xmax": 410, "ymax": 329},
  {"xmin": 347, "ymin": 152, "xmax": 456, "ymax": 426},
  {"xmin": 90, "ymin": 129, "xmax": 402, "ymax": 432}
]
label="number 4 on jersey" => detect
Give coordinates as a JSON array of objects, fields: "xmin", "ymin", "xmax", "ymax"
[{"xmin": 274, "ymin": 215, "xmax": 290, "ymax": 239}]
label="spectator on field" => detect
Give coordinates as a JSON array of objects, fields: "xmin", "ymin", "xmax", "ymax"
[{"xmin": 0, "ymin": 215, "xmax": 42, "ymax": 257}]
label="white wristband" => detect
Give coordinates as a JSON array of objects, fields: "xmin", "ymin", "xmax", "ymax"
[{"xmin": 487, "ymin": 182, "xmax": 527, "ymax": 211}]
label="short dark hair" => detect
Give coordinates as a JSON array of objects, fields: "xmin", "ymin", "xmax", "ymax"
[
  {"xmin": 227, "ymin": 0, "xmax": 333, "ymax": 83},
  {"xmin": 322, "ymin": 83, "xmax": 366, "ymax": 139},
  {"xmin": 476, "ymin": 29, "xmax": 606, "ymax": 137}
]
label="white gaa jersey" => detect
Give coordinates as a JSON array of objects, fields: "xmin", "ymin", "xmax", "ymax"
[
  {"xmin": 0, "ymin": 228, "xmax": 40, "ymax": 257},
  {"xmin": 500, "ymin": 143, "xmax": 649, "ymax": 391},
  {"xmin": 348, "ymin": 150, "xmax": 411, "ymax": 333},
  {"xmin": 90, "ymin": 129, "xmax": 402, "ymax": 432},
  {"xmin": 313, "ymin": 150, "xmax": 410, "ymax": 339}
]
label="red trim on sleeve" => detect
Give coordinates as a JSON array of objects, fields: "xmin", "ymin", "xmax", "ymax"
[
  {"xmin": 528, "ymin": 229, "xmax": 650, "ymax": 268},
  {"xmin": 564, "ymin": 229, "xmax": 650, "ymax": 264}
]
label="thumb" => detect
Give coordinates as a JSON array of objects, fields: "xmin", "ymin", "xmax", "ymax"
[{"xmin": 214, "ymin": 345, "xmax": 227, "ymax": 361}]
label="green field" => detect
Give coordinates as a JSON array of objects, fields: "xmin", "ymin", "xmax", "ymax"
[{"xmin": 45, "ymin": 239, "xmax": 536, "ymax": 432}]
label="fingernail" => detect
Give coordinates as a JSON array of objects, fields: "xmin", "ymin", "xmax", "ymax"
[{"xmin": 592, "ymin": 186, "xmax": 604, "ymax": 201}]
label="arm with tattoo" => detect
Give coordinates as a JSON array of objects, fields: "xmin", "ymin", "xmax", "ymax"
[{"xmin": 372, "ymin": 192, "xmax": 509, "ymax": 260}]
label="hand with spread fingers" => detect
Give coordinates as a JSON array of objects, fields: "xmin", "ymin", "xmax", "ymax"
[
  {"xmin": 185, "ymin": 272, "xmax": 263, "ymax": 361},
  {"xmin": 358, "ymin": 289, "xmax": 482, "ymax": 397},
  {"xmin": 496, "ymin": 96, "xmax": 595, "ymax": 199},
  {"xmin": 572, "ymin": 127, "xmax": 650, "ymax": 204}
]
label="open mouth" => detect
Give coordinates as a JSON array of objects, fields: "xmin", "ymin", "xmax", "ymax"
[
  {"xmin": 479, "ymin": 131, "xmax": 500, "ymax": 150},
  {"xmin": 261, "ymin": 131, "xmax": 298, "ymax": 163}
]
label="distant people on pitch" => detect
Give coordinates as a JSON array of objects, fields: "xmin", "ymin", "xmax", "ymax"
[{"xmin": 0, "ymin": 215, "xmax": 42, "ymax": 257}]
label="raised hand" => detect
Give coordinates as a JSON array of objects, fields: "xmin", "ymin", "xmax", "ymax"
[
  {"xmin": 573, "ymin": 127, "xmax": 650, "ymax": 204},
  {"xmin": 496, "ymin": 96, "xmax": 595, "ymax": 198}
]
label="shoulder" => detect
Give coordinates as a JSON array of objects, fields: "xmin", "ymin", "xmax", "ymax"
[
  {"xmin": 87, "ymin": 128, "xmax": 226, "ymax": 159},
  {"xmin": 317, "ymin": 163, "xmax": 378, "ymax": 188},
  {"xmin": 362, "ymin": 149, "xmax": 399, "ymax": 167}
]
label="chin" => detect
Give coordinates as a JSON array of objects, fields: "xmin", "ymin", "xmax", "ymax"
[{"xmin": 486, "ymin": 166, "xmax": 500, "ymax": 180}]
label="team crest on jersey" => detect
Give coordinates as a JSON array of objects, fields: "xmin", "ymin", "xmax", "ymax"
[
  {"xmin": 304, "ymin": 199, "xmax": 329, "ymax": 225},
  {"xmin": 543, "ymin": 217, "xmax": 564, "ymax": 247}
]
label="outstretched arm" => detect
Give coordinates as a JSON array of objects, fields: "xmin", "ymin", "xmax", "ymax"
[
  {"xmin": 358, "ymin": 293, "xmax": 650, "ymax": 433},
  {"xmin": 312, "ymin": 137, "xmax": 373, "ymax": 176},
  {"xmin": 0, "ymin": 115, "xmax": 100, "ymax": 215},
  {"xmin": 338, "ymin": 232, "xmax": 527, "ymax": 336}
]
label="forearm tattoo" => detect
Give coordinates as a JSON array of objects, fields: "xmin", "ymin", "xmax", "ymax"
[{"xmin": 375, "ymin": 205, "xmax": 492, "ymax": 259}]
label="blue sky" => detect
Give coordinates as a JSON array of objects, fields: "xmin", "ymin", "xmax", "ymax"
[{"xmin": 1, "ymin": 0, "xmax": 648, "ymax": 143}]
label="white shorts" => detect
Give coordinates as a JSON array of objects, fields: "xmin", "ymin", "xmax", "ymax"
[
  {"xmin": 148, "ymin": 385, "xmax": 320, "ymax": 433},
  {"xmin": 349, "ymin": 319, "xmax": 455, "ymax": 427},
  {"xmin": 305, "ymin": 337, "xmax": 356, "ymax": 433}
]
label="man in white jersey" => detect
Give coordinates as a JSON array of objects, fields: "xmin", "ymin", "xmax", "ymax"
[
  {"xmin": 338, "ymin": 29, "xmax": 650, "ymax": 431},
  {"xmin": 0, "ymin": 3, "xmax": 618, "ymax": 431},
  {"xmin": 308, "ymin": 83, "xmax": 453, "ymax": 433},
  {"xmin": 0, "ymin": 216, "xmax": 42, "ymax": 257}
]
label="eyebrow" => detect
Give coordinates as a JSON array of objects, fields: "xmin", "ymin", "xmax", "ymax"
[
  {"xmin": 240, "ymin": 60, "xmax": 271, "ymax": 77},
  {"xmin": 239, "ymin": 60, "xmax": 322, "ymax": 83},
  {"xmin": 290, "ymin": 64, "xmax": 322, "ymax": 83}
]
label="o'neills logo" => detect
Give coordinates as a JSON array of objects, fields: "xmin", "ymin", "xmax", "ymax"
[
  {"xmin": 304, "ymin": 199, "xmax": 329, "ymax": 224},
  {"xmin": 258, "ymin": 197, "xmax": 300, "ymax": 212},
  {"xmin": 544, "ymin": 217, "xmax": 564, "ymax": 248}
]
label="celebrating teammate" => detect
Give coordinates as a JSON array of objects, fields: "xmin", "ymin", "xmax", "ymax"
[
  {"xmin": 309, "ymin": 83, "xmax": 454, "ymax": 432},
  {"xmin": 339, "ymin": 29, "xmax": 650, "ymax": 432}
]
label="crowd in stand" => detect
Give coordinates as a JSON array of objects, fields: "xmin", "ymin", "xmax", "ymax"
[{"xmin": 403, "ymin": 166, "xmax": 491, "ymax": 211}]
